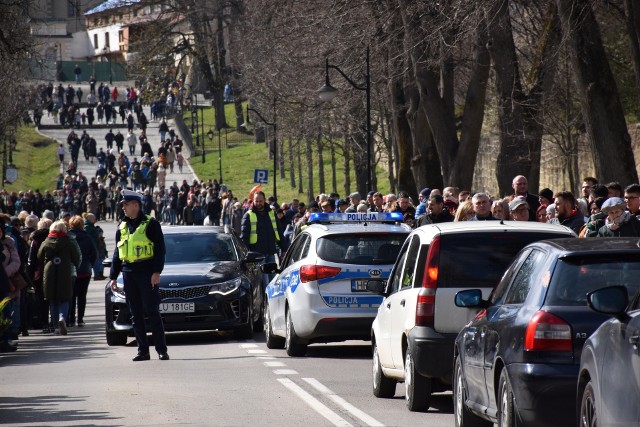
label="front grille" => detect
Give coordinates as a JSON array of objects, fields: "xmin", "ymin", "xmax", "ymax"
[{"xmin": 160, "ymin": 285, "xmax": 211, "ymax": 300}]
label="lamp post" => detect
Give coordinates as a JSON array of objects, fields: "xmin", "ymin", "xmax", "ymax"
[
  {"xmin": 242, "ymin": 100, "xmax": 277, "ymax": 201},
  {"xmin": 318, "ymin": 46, "xmax": 372, "ymax": 191}
]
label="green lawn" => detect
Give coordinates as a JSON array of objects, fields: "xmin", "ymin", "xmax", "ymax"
[
  {"xmin": 184, "ymin": 104, "xmax": 391, "ymax": 203},
  {"xmin": 4, "ymin": 126, "xmax": 60, "ymax": 192}
]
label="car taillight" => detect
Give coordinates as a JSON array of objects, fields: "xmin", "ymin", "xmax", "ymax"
[
  {"xmin": 299, "ymin": 265, "xmax": 341, "ymax": 283},
  {"xmin": 416, "ymin": 237, "xmax": 440, "ymax": 327},
  {"xmin": 524, "ymin": 311, "xmax": 572, "ymax": 352}
]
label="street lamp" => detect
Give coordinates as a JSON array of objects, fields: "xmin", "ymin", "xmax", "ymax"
[
  {"xmin": 207, "ymin": 128, "xmax": 222, "ymax": 183},
  {"xmin": 242, "ymin": 101, "xmax": 277, "ymax": 201},
  {"xmin": 319, "ymin": 46, "xmax": 372, "ymax": 191}
]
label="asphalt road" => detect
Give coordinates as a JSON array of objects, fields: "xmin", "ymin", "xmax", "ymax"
[{"xmin": 0, "ymin": 221, "xmax": 456, "ymax": 426}]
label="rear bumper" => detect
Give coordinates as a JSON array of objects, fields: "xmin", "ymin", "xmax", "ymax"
[
  {"xmin": 407, "ymin": 327, "xmax": 457, "ymax": 385},
  {"xmin": 506, "ymin": 362, "xmax": 578, "ymax": 427},
  {"xmin": 307, "ymin": 317, "xmax": 373, "ymax": 343}
]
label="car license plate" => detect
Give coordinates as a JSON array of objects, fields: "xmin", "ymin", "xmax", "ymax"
[
  {"xmin": 352, "ymin": 279, "xmax": 377, "ymax": 292},
  {"xmin": 159, "ymin": 302, "xmax": 195, "ymax": 313}
]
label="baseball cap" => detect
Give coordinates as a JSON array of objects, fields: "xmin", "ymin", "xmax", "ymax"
[{"xmin": 509, "ymin": 196, "xmax": 529, "ymax": 211}]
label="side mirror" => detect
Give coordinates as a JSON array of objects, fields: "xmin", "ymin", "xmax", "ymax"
[
  {"xmin": 245, "ymin": 251, "xmax": 266, "ymax": 263},
  {"xmin": 366, "ymin": 280, "xmax": 387, "ymax": 295},
  {"xmin": 455, "ymin": 289, "xmax": 485, "ymax": 308},
  {"xmin": 587, "ymin": 286, "xmax": 628, "ymax": 319},
  {"xmin": 261, "ymin": 262, "xmax": 279, "ymax": 275}
]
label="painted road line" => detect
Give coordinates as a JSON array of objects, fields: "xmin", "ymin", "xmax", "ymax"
[
  {"xmin": 273, "ymin": 369, "xmax": 298, "ymax": 375},
  {"xmin": 263, "ymin": 361, "xmax": 286, "ymax": 367},
  {"xmin": 247, "ymin": 349, "xmax": 268, "ymax": 354},
  {"xmin": 239, "ymin": 343, "xmax": 258, "ymax": 348},
  {"xmin": 278, "ymin": 378, "xmax": 353, "ymax": 427},
  {"xmin": 303, "ymin": 378, "xmax": 385, "ymax": 427}
]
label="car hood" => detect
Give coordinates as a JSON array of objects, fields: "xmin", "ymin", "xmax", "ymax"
[{"xmin": 160, "ymin": 261, "xmax": 241, "ymax": 286}]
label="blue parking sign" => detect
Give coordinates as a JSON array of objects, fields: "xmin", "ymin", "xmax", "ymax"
[{"xmin": 254, "ymin": 169, "xmax": 269, "ymax": 184}]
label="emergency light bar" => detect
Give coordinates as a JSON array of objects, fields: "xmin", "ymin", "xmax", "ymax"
[{"xmin": 308, "ymin": 212, "xmax": 404, "ymax": 223}]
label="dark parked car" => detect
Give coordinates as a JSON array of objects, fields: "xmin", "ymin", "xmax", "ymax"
[
  {"xmin": 578, "ymin": 285, "xmax": 640, "ymax": 427},
  {"xmin": 105, "ymin": 226, "xmax": 265, "ymax": 345},
  {"xmin": 453, "ymin": 238, "xmax": 640, "ymax": 427}
]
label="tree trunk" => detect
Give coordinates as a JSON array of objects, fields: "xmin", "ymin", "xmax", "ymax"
[
  {"xmin": 297, "ymin": 137, "xmax": 303, "ymax": 195},
  {"xmin": 330, "ymin": 135, "xmax": 337, "ymax": 194},
  {"xmin": 624, "ymin": 0, "xmax": 640, "ymax": 109},
  {"xmin": 306, "ymin": 137, "xmax": 314, "ymax": 203},
  {"xmin": 489, "ymin": 1, "xmax": 560, "ymax": 195},
  {"xmin": 317, "ymin": 132, "xmax": 325, "ymax": 194},
  {"xmin": 288, "ymin": 136, "xmax": 295, "ymax": 188},
  {"xmin": 556, "ymin": 0, "xmax": 639, "ymax": 185},
  {"xmin": 388, "ymin": 67, "xmax": 417, "ymax": 196},
  {"xmin": 343, "ymin": 130, "xmax": 351, "ymax": 197}
]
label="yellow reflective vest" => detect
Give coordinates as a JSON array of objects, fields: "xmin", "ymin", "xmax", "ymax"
[
  {"xmin": 117, "ymin": 215, "xmax": 154, "ymax": 262},
  {"xmin": 247, "ymin": 210, "xmax": 280, "ymax": 245}
]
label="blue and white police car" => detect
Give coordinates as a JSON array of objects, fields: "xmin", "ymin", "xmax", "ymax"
[{"xmin": 262, "ymin": 212, "xmax": 411, "ymax": 356}]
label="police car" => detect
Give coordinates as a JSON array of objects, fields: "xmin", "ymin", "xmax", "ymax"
[{"xmin": 262, "ymin": 212, "xmax": 411, "ymax": 356}]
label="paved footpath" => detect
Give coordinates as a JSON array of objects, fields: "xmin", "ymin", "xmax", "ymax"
[{"xmin": 35, "ymin": 81, "xmax": 199, "ymax": 218}]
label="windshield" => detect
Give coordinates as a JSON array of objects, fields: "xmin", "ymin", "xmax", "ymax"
[
  {"xmin": 316, "ymin": 233, "xmax": 408, "ymax": 265},
  {"xmin": 546, "ymin": 254, "xmax": 640, "ymax": 306},
  {"xmin": 164, "ymin": 233, "xmax": 237, "ymax": 263},
  {"xmin": 437, "ymin": 232, "xmax": 570, "ymax": 289}
]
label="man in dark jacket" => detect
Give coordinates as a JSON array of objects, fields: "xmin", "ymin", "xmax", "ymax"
[
  {"xmin": 416, "ymin": 194, "xmax": 454, "ymax": 227},
  {"xmin": 512, "ymin": 175, "xmax": 540, "ymax": 221},
  {"xmin": 554, "ymin": 191, "xmax": 585, "ymax": 235},
  {"xmin": 109, "ymin": 190, "xmax": 168, "ymax": 361}
]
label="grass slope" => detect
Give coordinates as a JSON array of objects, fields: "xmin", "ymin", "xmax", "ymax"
[{"xmin": 4, "ymin": 126, "xmax": 59, "ymax": 192}]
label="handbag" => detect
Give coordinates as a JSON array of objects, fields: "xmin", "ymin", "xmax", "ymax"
[{"xmin": 9, "ymin": 271, "xmax": 30, "ymax": 291}]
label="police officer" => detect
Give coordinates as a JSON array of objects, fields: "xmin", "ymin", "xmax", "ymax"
[
  {"xmin": 241, "ymin": 191, "xmax": 283, "ymax": 286},
  {"xmin": 109, "ymin": 190, "xmax": 168, "ymax": 361}
]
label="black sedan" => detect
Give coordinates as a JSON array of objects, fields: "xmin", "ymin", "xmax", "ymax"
[
  {"xmin": 452, "ymin": 238, "xmax": 640, "ymax": 427},
  {"xmin": 578, "ymin": 285, "xmax": 640, "ymax": 426},
  {"xmin": 105, "ymin": 226, "xmax": 265, "ymax": 345}
]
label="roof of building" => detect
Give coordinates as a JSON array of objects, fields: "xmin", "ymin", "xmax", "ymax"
[{"xmin": 85, "ymin": 0, "xmax": 141, "ymax": 16}]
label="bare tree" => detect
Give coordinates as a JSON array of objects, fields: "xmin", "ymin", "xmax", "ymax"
[{"xmin": 557, "ymin": 0, "xmax": 638, "ymax": 185}]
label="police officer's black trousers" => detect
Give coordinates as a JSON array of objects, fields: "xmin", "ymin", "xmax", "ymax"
[{"xmin": 123, "ymin": 270, "xmax": 167, "ymax": 354}]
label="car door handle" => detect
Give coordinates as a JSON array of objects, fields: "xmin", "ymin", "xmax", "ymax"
[
  {"xmin": 400, "ymin": 299, "xmax": 405, "ymax": 307},
  {"xmin": 386, "ymin": 302, "xmax": 391, "ymax": 309},
  {"xmin": 630, "ymin": 335, "xmax": 639, "ymax": 347}
]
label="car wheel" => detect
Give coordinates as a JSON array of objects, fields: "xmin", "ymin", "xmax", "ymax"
[
  {"xmin": 285, "ymin": 308, "xmax": 307, "ymax": 357},
  {"xmin": 372, "ymin": 341, "xmax": 396, "ymax": 398},
  {"xmin": 454, "ymin": 356, "xmax": 492, "ymax": 427},
  {"xmin": 498, "ymin": 369, "xmax": 518, "ymax": 427},
  {"xmin": 405, "ymin": 348, "xmax": 431, "ymax": 412},
  {"xmin": 264, "ymin": 302, "xmax": 285, "ymax": 349},
  {"xmin": 580, "ymin": 381, "xmax": 598, "ymax": 427},
  {"xmin": 253, "ymin": 298, "xmax": 264, "ymax": 331},
  {"xmin": 106, "ymin": 330, "xmax": 127, "ymax": 346},
  {"xmin": 234, "ymin": 305, "xmax": 254, "ymax": 340}
]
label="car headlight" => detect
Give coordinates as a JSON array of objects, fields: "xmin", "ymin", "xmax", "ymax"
[{"xmin": 209, "ymin": 278, "xmax": 242, "ymax": 295}]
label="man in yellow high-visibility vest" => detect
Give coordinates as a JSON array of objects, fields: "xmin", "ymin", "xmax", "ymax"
[{"xmin": 240, "ymin": 191, "xmax": 283, "ymax": 287}]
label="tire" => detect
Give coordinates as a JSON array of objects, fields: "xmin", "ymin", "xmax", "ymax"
[
  {"xmin": 264, "ymin": 302, "xmax": 285, "ymax": 349},
  {"xmin": 579, "ymin": 381, "xmax": 598, "ymax": 427},
  {"xmin": 234, "ymin": 305, "xmax": 254, "ymax": 340},
  {"xmin": 372, "ymin": 341, "xmax": 396, "ymax": 398},
  {"xmin": 405, "ymin": 348, "xmax": 431, "ymax": 412},
  {"xmin": 285, "ymin": 308, "xmax": 307, "ymax": 357},
  {"xmin": 454, "ymin": 356, "xmax": 493, "ymax": 427},
  {"xmin": 106, "ymin": 330, "xmax": 127, "ymax": 346},
  {"xmin": 253, "ymin": 298, "xmax": 264, "ymax": 331},
  {"xmin": 498, "ymin": 369, "xmax": 518, "ymax": 427}
]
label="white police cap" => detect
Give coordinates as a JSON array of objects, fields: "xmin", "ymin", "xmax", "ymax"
[{"xmin": 122, "ymin": 189, "xmax": 142, "ymax": 203}]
